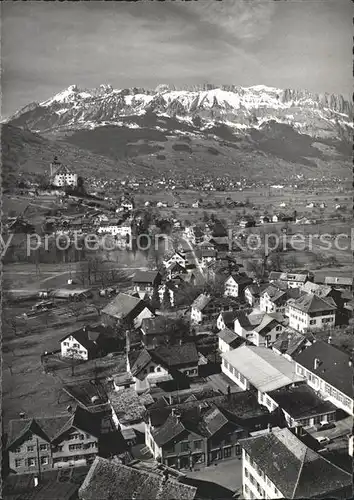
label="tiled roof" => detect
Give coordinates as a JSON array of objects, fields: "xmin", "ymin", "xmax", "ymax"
[
  {"xmin": 272, "ymin": 329, "xmax": 308, "ymax": 357},
  {"xmin": 78, "ymin": 457, "xmax": 197, "ymax": 500},
  {"xmin": 267, "ymin": 385, "xmax": 337, "ymax": 419},
  {"xmin": 218, "ymin": 327, "xmax": 239, "ymax": 345},
  {"xmin": 141, "ymin": 316, "xmax": 176, "ymax": 336},
  {"xmin": 226, "ymin": 274, "xmax": 253, "ymax": 285},
  {"xmin": 101, "ymin": 293, "xmax": 143, "ymax": 319},
  {"xmin": 7, "ymin": 407, "xmax": 100, "ymax": 450},
  {"xmin": 148, "ymin": 390, "xmax": 269, "ymax": 429},
  {"xmin": 254, "ymin": 313, "xmax": 285, "ymax": 336},
  {"xmin": 301, "ymin": 282, "xmax": 332, "ymax": 297},
  {"xmin": 52, "ymin": 406, "xmax": 101, "ymax": 443},
  {"xmin": 152, "ymin": 343, "xmax": 199, "ymax": 368},
  {"xmin": 234, "ymin": 311, "xmax": 264, "ymax": 330},
  {"xmin": 108, "ymin": 389, "xmax": 147, "ymax": 424},
  {"xmin": 222, "ymin": 346, "xmax": 305, "ymax": 392},
  {"xmin": 152, "ymin": 414, "xmax": 187, "ymax": 446},
  {"xmin": 60, "ymin": 327, "xmax": 101, "ymax": 352},
  {"xmin": 324, "ymin": 276, "xmax": 353, "ymax": 287},
  {"xmin": 133, "ymin": 270, "xmax": 161, "ymax": 284},
  {"xmin": 219, "ymin": 310, "xmax": 239, "ymax": 327},
  {"xmin": 290, "ymin": 294, "xmax": 337, "ymax": 313},
  {"xmin": 129, "ymin": 348, "xmax": 152, "ymax": 377},
  {"xmin": 294, "ymin": 341, "xmax": 353, "ymax": 398},
  {"xmin": 240, "ymin": 427, "xmax": 351, "ymax": 498},
  {"xmin": 191, "ymin": 293, "xmax": 211, "ymax": 311},
  {"xmin": 3, "ymin": 467, "xmax": 89, "ymax": 500}
]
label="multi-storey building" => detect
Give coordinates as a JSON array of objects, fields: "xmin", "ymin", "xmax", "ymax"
[
  {"xmin": 240, "ymin": 427, "xmax": 352, "ymax": 499},
  {"xmin": 7, "ymin": 407, "xmax": 101, "ymax": 474},
  {"xmin": 50, "ymin": 158, "xmax": 78, "ymax": 188},
  {"xmin": 288, "ymin": 294, "xmax": 337, "ymax": 333},
  {"xmin": 294, "ymin": 340, "xmax": 353, "ymax": 415}
]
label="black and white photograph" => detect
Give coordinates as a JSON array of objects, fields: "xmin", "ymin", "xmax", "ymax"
[{"xmin": 1, "ymin": 0, "xmax": 353, "ymax": 498}]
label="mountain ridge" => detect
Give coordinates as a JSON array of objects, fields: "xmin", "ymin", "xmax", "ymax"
[{"xmin": 4, "ymin": 84, "xmax": 352, "ymax": 184}]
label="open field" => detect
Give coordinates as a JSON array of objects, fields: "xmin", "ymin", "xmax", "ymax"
[{"xmin": 2, "ymin": 300, "xmax": 126, "ymax": 430}]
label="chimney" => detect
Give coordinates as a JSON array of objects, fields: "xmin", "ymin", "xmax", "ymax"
[
  {"xmin": 294, "ymin": 423, "xmax": 303, "ymax": 437},
  {"xmin": 34, "ymin": 476, "xmax": 39, "ymax": 488},
  {"xmin": 314, "ymin": 358, "xmax": 321, "ymax": 370},
  {"xmin": 267, "ymin": 423, "xmax": 272, "ymax": 433},
  {"xmin": 19, "ymin": 412, "xmax": 26, "ymax": 419}
]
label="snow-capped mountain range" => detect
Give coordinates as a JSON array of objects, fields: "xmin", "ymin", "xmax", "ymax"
[
  {"xmin": 8, "ymin": 83, "xmax": 353, "ymax": 139},
  {"xmin": 5, "ymin": 83, "xmax": 351, "ymax": 183}
]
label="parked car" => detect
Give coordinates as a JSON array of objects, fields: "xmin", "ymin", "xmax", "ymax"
[
  {"xmin": 317, "ymin": 436, "xmax": 332, "ymax": 445},
  {"xmin": 315, "ymin": 421, "xmax": 336, "ymax": 431}
]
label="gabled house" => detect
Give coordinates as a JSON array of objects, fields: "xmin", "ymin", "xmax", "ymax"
[
  {"xmin": 196, "ymin": 248, "xmax": 217, "ymax": 266},
  {"xmin": 163, "ymin": 251, "xmax": 187, "ymax": 269},
  {"xmin": 191, "ymin": 294, "xmax": 234, "ymax": 325},
  {"xmin": 294, "ymin": 341, "xmax": 353, "ymax": 415},
  {"xmin": 240, "ymin": 427, "xmax": 352, "ymax": 499},
  {"xmin": 224, "ymin": 274, "xmax": 253, "ymax": 299},
  {"xmin": 233, "ymin": 311, "xmax": 265, "ymax": 341},
  {"xmin": 272, "ymin": 329, "xmax": 313, "ymax": 361},
  {"xmin": 101, "ymin": 293, "xmax": 155, "ymax": 328},
  {"xmin": 147, "ymin": 405, "xmax": 247, "ymax": 469},
  {"xmin": 165, "ymin": 261, "xmax": 187, "ymax": 280},
  {"xmin": 260, "ymin": 284, "xmax": 301, "ymax": 315},
  {"xmin": 127, "ymin": 343, "xmax": 199, "ymax": 393},
  {"xmin": 250, "ymin": 313, "xmax": 287, "ymax": 347},
  {"xmin": 216, "ymin": 310, "xmax": 243, "ymax": 331},
  {"xmin": 288, "ymin": 294, "xmax": 337, "ymax": 333},
  {"xmin": 244, "ymin": 283, "xmax": 268, "ymax": 307},
  {"xmin": 7, "ymin": 407, "xmax": 102, "ymax": 473},
  {"xmin": 140, "ymin": 316, "xmax": 184, "ymax": 347},
  {"xmin": 218, "ymin": 328, "xmax": 248, "ymax": 353},
  {"xmin": 60, "ymin": 327, "xmax": 103, "ymax": 361},
  {"xmin": 132, "ymin": 271, "xmax": 162, "ymax": 297}
]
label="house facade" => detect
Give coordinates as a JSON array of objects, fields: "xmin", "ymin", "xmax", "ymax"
[
  {"xmin": 7, "ymin": 408, "xmax": 101, "ymax": 474},
  {"xmin": 146, "ymin": 407, "xmax": 246, "ymax": 470},
  {"xmin": 294, "ymin": 341, "xmax": 353, "ymax": 415},
  {"xmin": 288, "ymin": 294, "xmax": 336, "ymax": 333}
]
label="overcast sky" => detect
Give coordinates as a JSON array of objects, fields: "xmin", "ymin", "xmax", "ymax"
[{"xmin": 2, "ymin": 0, "xmax": 352, "ymax": 117}]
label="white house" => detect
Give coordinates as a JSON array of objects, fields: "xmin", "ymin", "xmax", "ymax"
[
  {"xmin": 224, "ymin": 274, "xmax": 252, "ymax": 299},
  {"xmin": 218, "ymin": 328, "xmax": 246, "ymax": 353},
  {"xmin": 240, "ymin": 427, "xmax": 352, "ymax": 500},
  {"xmin": 250, "ymin": 313, "xmax": 286, "ymax": 347},
  {"xmin": 60, "ymin": 327, "xmax": 101, "ymax": 361},
  {"xmin": 50, "ymin": 160, "xmax": 78, "ymax": 188},
  {"xmin": 288, "ymin": 294, "xmax": 337, "ymax": 333},
  {"xmin": 294, "ymin": 340, "xmax": 353, "ymax": 415},
  {"xmin": 163, "ymin": 251, "xmax": 186, "ymax": 268},
  {"xmin": 97, "ymin": 220, "xmax": 132, "ymax": 240}
]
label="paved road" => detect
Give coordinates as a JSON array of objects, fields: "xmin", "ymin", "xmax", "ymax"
[
  {"xmin": 180, "ymin": 236, "xmax": 206, "ymax": 282},
  {"xmin": 186, "ymin": 457, "xmax": 243, "ymax": 494}
]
